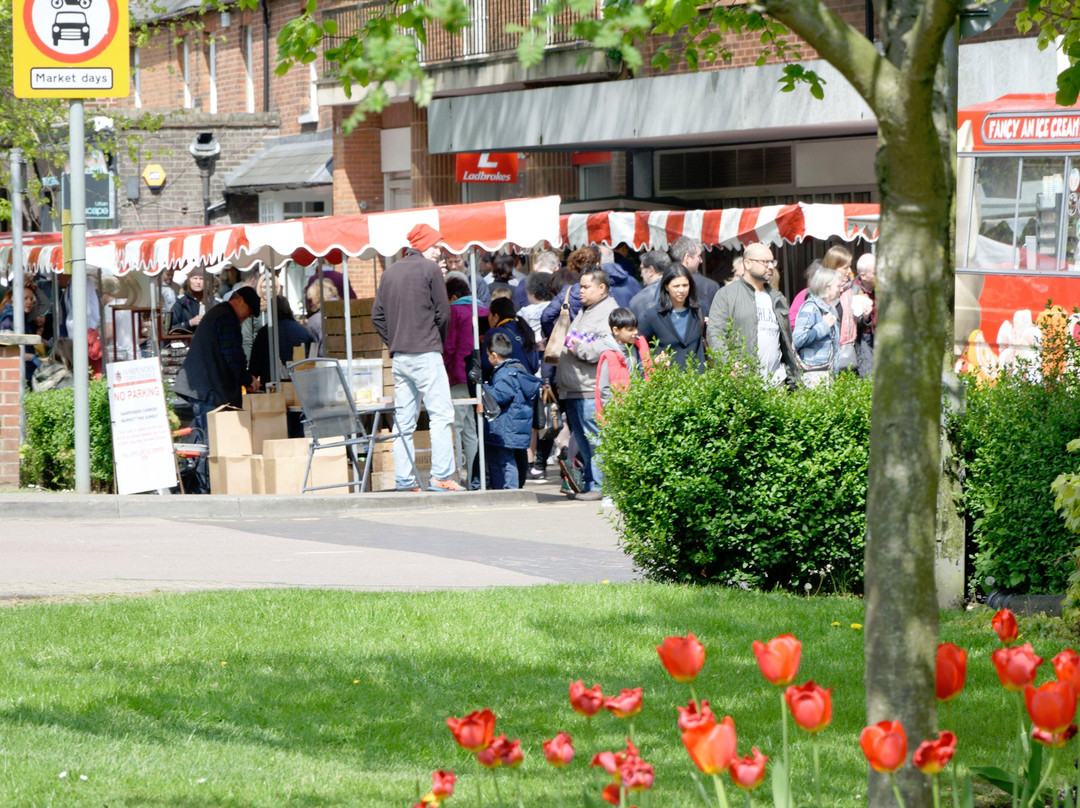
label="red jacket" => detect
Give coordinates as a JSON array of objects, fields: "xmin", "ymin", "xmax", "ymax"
[{"xmin": 594, "ymin": 336, "xmax": 653, "ymax": 415}]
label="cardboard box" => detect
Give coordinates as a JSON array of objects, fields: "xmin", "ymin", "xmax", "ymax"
[
  {"xmin": 207, "ymin": 406, "xmax": 252, "ymax": 457},
  {"xmin": 278, "ymin": 381, "xmax": 298, "ymax": 408},
  {"xmin": 209, "ymin": 455, "xmax": 264, "ymax": 494},
  {"xmin": 262, "ymin": 438, "xmax": 351, "ymax": 494},
  {"xmin": 244, "ymin": 392, "xmax": 288, "ymax": 454}
]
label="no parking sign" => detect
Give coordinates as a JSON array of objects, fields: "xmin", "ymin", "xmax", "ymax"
[{"xmin": 12, "ymin": 0, "xmax": 128, "ymax": 97}]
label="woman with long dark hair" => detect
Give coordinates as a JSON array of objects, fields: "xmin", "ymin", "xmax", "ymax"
[
  {"xmin": 481, "ymin": 296, "xmax": 539, "ymax": 378},
  {"xmin": 638, "ymin": 264, "xmax": 706, "ymax": 371}
]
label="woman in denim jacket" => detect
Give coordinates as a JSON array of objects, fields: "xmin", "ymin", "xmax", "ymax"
[{"xmin": 792, "ymin": 264, "xmax": 843, "ymax": 387}]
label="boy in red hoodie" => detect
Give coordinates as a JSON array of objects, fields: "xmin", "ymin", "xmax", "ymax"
[{"xmin": 595, "ymin": 307, "xmax": 652, "ymax": 417}]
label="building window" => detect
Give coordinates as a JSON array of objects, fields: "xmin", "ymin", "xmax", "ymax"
[
  {"xmin": 580, "ymin": 163, "xmax": 612, "ymax": 199},
  {"xmin": 181, "ymin": 39, "xmax": 192, "ymax": 109},
  {"xmin": 283, "ymin": 200, "xmax": 325, "ymax": 219},
  {"xmin": 131, "ymin": 46, "xmax": 141, "ymax": 108},
  {"xmin": 243, "ymin": 26, "xmax": 255, "ymax": 113},
  {"xmin": 259, "ymin": 194, "xmax": 331, "ymax": 222},
  {"xmin": 207, "ymin": 37, "xmax": 217, "ymax": 114}
]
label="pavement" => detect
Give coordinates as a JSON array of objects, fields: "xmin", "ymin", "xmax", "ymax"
[{"xmin": 0, "ymin": 488, "xmax": 638, "ymax": 600}]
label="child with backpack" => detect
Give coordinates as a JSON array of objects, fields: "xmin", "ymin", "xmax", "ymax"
[
  {"xmin": 483, "ymin": 332, "xmax": 542, "ymax": 489},
  {"xmin": 595, "ymin": 307, "xmax": 653, "ymax": 417}
]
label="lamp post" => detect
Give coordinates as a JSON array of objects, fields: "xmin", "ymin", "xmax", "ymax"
[{"xmin": 188, "ymin": 132, "xmax": 221, "ymax": 227}]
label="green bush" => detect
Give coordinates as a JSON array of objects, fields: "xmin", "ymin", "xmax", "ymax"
[
  {"xmin": 599, "ymin": 358, "xmax": 871, "ymax": 592},
  {"xmin": 21, "ymin": 378, "xmax": 114, "ymax": 491},
  {"xmin": 950, "ymin": 362, "xmax": 1080, "ymax": 594}
]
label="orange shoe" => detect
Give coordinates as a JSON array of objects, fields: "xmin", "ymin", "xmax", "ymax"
[{"xmin": 429, "ymin": 477, "xmax": 465, "ymax": 492}]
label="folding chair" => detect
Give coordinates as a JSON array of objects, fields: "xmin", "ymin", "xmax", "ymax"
[{"xmin": 287, "ymin": 357, "xmax": 421, "ymax": 493}]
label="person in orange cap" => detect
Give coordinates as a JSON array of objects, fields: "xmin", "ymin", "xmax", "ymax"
[{"xmin": 372, "ymin": 223, "xmax": 464, "ymax": 491}]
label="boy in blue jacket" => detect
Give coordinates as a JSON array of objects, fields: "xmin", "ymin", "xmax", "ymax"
[{"xmin": 483, "ymin": 332, "xmax": 542, "ymax": 489}]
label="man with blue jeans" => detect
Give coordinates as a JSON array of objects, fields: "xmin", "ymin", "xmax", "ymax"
[
  {"xmin": 372, "ymin": 223, "xmax": 463, "ymax": 492},
  {"xmin": 555, "ymin": 267, "xmax": 619, "ymax": 501}
]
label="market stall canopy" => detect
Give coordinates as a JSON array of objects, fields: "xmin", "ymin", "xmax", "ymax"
[
  {"xmin": 0, "ymin": 196, "xmax": 562, "ymax": 277},
  {"xmin": 561, "ymin": 202, "xmax": 880, "ymax": 250},
  {"xmin": 958, "ymin": 93, "xmax": 1080, "ymax": 153}
]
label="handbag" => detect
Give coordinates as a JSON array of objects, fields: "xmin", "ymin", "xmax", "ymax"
[
  {"xmin": 543, "ymin": 288, "xmax": 574, "ymax": 365},
  {"xmin": 534, "ymin": 397, "xmax": 561, "ymax": 439},
  {"xmin": 835, "ymin": 342, "xmax": 857, "ymax": 372},
  {"xmin": 480, "ymin": 385, "xmax": 500, "ymax": 420}
]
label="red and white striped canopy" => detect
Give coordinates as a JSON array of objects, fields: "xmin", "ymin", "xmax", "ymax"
[
  {"xmin": 561, "ymin": 203, "xmax": 880, "ymax": 251},
  {"xmin": 0, "ymin": 196, "xmax": 562, "ymax": 276}
]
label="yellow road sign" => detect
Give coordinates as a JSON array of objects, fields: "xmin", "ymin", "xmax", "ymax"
[{"xmin": 12, "ymin": 0, "xmax": 129, "ymax": 98}]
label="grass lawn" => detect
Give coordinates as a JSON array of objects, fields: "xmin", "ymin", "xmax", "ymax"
[{"xmin": 0, "ymin": 583, "xmax": 1067, "ymax": 807}]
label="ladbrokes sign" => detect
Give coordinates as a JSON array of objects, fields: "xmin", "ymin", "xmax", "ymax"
[{"xmin": 455, "ymin": 153, "xmax": 519, "ymax": 183}]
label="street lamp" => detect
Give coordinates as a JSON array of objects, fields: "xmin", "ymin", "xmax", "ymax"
[{"xmin": 188, "ymin": 132, "xmax": 220, "ymax": 227}]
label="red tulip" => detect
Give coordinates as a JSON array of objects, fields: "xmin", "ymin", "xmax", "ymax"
[
  {"xmin": 619, "ymin": 756, "xmax": 655, "ymax": 791},
  {"xmin": 752, "ymin": 634, "xmax": 802, "ymax": 686},
  {"xmin": 431, "ymin": 769, "xmax": 456, "ymax": 798},
  {"xmin": 992, "ymin": 643, "xmax": 1043, "ymax": 692},
  {"xmin": 913, "ymin": 732, "xmax": 957, "ymax": 775},
  {"xmin": 1033, "ymin": 724, "xmax": 1079, "ymax": 747},
  {"xmin": 657, "ymin": 633, "xmax": 706, "ymax": 682},
  {"xmin": 677, "ymin": 698, "xmax": 716, "ymax": 732},
  {"xmin": 569, "ymin": 680, "xmax": 604, "ymax": 717},
  {"xmin": 601, "ymin": 783, "xmax": 621, "ymax": 806},
  {"xmin": 682, "ymin": 715, "xmax": 738, "ymax": 775},
  {"xmin": 605, "ymin": 687, "xmax": 643, "ymax": 718},
  {"xmin": 543, "ymin": 732, "xmax": 575, "ymax": 768},
  {"xmin": 859, "ymin": 720, "xmax": 908, "ymax": 774},
  {"xmin": 936, "ymin": 643, "xmax": 967, "ymax": 702},
  {"xmin": 476, "ymin": 734, "xmax": 508, "ymax": 769},
  {"xmin": 1025, "ymin": 681, "xmax": 1078, "ymax": 734},
  {"xmin": 1053, "ymin": 649, "xmax": 1080, "ymax": 690},
  {"xmin": 992, "ymin": 609, "xmax": 1019, "ymax": 644},
  {"xmin": 592, "ymin": 740, "xmax": 637, "ymax": 777},
  {"xmin": 447, "ymin": 708, "xmax": 496, "ymax": 752},
  {"xmin": 784, "ymin": 681, "xmax": 833, "ymax": 733},
  {"xmin": 501, "ymin": 737, "xmax": 524, "ymax": 768},
  {"xmin": 729, "ymin": 748, "xmax": 768, "ymax": 790}
]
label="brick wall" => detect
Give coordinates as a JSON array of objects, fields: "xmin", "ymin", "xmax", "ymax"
[{"xmin": 0, "ymin": 347, "xmax": 24, "ymax": 487}]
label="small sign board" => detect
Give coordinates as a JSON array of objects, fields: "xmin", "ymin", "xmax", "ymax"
[
  {"xmin": 455, "ymin": 152, "xmax": 519, "ymax": 183},
  {"xmin": 12, "ymin": 0, "xmax": 129, "ymax": 98},
  {"xmin": 106, "ymin": 358, "xmax": 178, "ymax": 495},
  {"xmin": 61, "ymin": 171, "xmax": 113, "ymax": 220}
]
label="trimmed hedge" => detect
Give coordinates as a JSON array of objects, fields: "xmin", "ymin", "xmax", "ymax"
[
  {"xmin": 950, "ymin": 364, "xmax": 1080, "ymax": 594},
  {"xmin": 21, "ymin": 378, "xmax": 114, "ymax": 491},
  {"xmin": 599, "ymin": 358, "xmax": 871, "ymax": 593}
]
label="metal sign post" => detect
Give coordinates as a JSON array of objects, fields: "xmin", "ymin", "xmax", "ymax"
[
  {"xmin": 70, "ymin": 100, "xmax": 90, "ymax": 493},
  {"xmin": 10, "ymin": 150, "xmax": 27, "ymax": 440}
]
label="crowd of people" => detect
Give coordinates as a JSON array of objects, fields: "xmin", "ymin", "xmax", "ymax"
[{"xmin": 369, "ymin": 226, "xmax": 877, "ymax": 502}]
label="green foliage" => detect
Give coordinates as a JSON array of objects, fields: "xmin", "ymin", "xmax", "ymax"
[
  {"xmin": 950, "ymin": 358, "xmax": 1080, "ymax": 595},
  {"xmin": 599, "ymin": 358, "xmax": 870, "ymax": 592},
  {"xmin": 21, "ymin": 378, "xmax": 114, "ymax": 491}
]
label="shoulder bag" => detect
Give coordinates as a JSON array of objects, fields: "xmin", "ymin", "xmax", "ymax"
[{"xmin": 542, "ymin": 288, "xmax": 574, "ymax": 365}]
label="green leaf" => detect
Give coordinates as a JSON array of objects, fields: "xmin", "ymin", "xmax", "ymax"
[{"xmin": 323, "ymin": 18, "xmax": 337, "ymax": 35}]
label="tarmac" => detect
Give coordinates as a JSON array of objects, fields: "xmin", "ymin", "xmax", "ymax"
[{"xmin": 0, "ymin": 487, "xmax": 638, "ymax": 601}]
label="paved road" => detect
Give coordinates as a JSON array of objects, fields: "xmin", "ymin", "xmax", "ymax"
[{"xmin": 0, "ymin": 493, "xmax": 637, "ymax": 600}]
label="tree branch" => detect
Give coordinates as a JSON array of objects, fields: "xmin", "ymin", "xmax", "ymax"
[
  {"xmin": 760, "ymin": 0, "xmax": 898, "ymax": 118},
  {"xmin": 903, "ymin": 0, "xmax": 961, "ymax": 89}
]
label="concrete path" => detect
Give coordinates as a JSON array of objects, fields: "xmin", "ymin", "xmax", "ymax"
[{"xmin": 0, "ymin": 490, "xmax": 637, "ymax": 600}]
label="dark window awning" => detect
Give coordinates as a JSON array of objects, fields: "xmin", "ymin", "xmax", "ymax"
[{"xmin": 225, "ymin": 137, "xmax": 333, "ymax": 193}]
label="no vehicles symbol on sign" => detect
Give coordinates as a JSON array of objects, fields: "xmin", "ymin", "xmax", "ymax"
[{"xmin": 14, "ymin": 0, "xmax": 127, "ymax": 97}]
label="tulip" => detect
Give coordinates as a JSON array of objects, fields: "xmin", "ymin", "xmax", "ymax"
[
  {"xmin": 500, "ymin": 737, "xmax": 524, "ymax": 768},
  {"xmin": 682, "ymin": 715, "xmax": 737, "ymax": 775},
  {"xmin": 752, "ymin": 634, "xmax": 801, "ymax": 686},
  {"xmin": 476, "ymin": 734, "xmax": 508, "ymax": 769},
  {"xmin": 592, "ymin": 750, "xmax": 621, "ymax": 777},
  {"xmin": 1025, "ymin": 681, "xmax": 1078, "ymax": 734},
  {"xmin": 992, "ymin": 608, "xmax": 1019, "ymax": 644},
  {"xmin": 1033, "ymin": 724, "xmax": 1079, "ymax": 747},
  {"xmin": 859, "ymin": 720, "xmax": 908, "ymax": 774},
  {"xmin": 605, "ymin": 687, "xmax": 643, "ymax": 719},
  {"xmin": 446, "ymin": 708, "xmax": 496, "ymax": 752},
  {"xmin": 601, "ymin": 782, "xmax": 621, "ymax": 806},
  {"xmin": 431, "ymin": 769, "xmax": 456, "ymax": 798},
  {"xmin": 619, "ymin": 755, "xmax": 655, "ymax": 792},
  {"xmin": 677, "ymin": 698, "xmax": 716, "ymax": 732},
  {"xmin": 543, "ymin": 732, "xmax": 575, "ymax": 768},
  {"xmin": 1053, "ymin": 649, "xmax": 1080, "ymax": 690},
  {"xmin": 569, "ymin": 680, "xmax": 604, "ymax": 717},
  {"xmin": 656, "ymin": 633, "xmax": 706, "ymax": 683},
  {"xmin": 729, "ymin": 747, "xmax": 768, "ymax": 790},
  {"xmin": 913, "ymin": 731, "xmax": 957, "ymax": 775},
  {"xmin": 936, "ymin": 642, "xmax": 967, "ymax": 702},
  {"xmin": 785, "ymin": 681, "xmax": 833, "ymax": 734},
  {"xmin": 992, "ymin": 643, "xmax": 1043, "ymax": 692}
]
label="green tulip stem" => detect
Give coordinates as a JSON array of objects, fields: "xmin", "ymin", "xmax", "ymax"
[
  {"xmin": 557, "ymin": 777, "xmax": 564, "ymax": 808},
  {"xmin": 689, "ymin": 682, "xmax": 699, "ymax": 704},
  {"xmin": 1075, "ymin": 732, "xmax": 1080, "ymax": 808},
  {"xmin": 889, "ymin": 773, "xmax": 907, "ymax": 808},
  {"xmin": 491, "ymin": 768, "xmax": 502, "ymax": 804},
  {"xmin": 1012, "ymin": 693, "xmax": 1024, "ymax": 808},
  {"xmin": 620, "ymin": 784, "xmax": 628, "ymax": 808},
  {"xmin": 745, "ymin": 790, "xmax": 752, "ymax": 808},
  {"xmin": 711, "ymin": 773, "xmax": 731, "ymax": 808},
  {"xmin": 629, "ymin": 718, "xmax": 637, "ymax": 748},
  {"xmin": 932, "ymin": 774, "xmax": 941, "ymax": 808},
  {"xmin": 1027, "ymin": 746, "xmax": 1057, "ymax": 808},
  {"xmin": 944, "ymin": 702, "xmax": 960, "ymax": 808},
  {"xmin": 780, "ymin": 690, "xmax": 791, "ymax": 808},
  {"xmin": 474, "ymin": 757, "xmax": 483, "ymax": 807},
  {"xmin": 812, "ymin": 733, "xmax": 823, "ymax": 807},
  {"xmin": 1017, "ymin": 691, "xmax": 1030, "ymax": 759}
]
